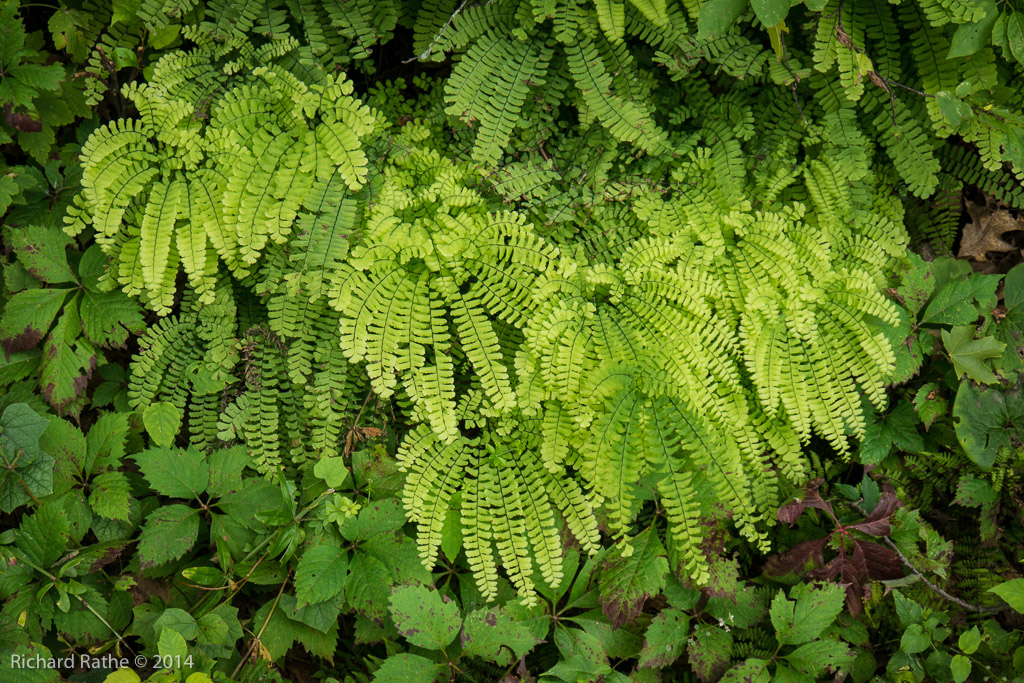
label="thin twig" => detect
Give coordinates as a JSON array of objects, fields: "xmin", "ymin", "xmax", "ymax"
[{"xmin": 405, "ymin": 0, "xmax": 470, "ymax": 63}]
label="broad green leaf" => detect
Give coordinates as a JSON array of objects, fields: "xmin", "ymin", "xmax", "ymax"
[
  {"xmin": 858, "ymin": 402, "xmax": 924, "ymax": 465},
  {"xmin": 206, "ymin": 446, "xmax": 248, "ymax": 498},
  {"xmin": 295, "ymin": 545, "xmax": 348, "ymax": 607},
  {"xmin": 80, "ymin": 289, "xmax": 145, "ymax": 347},
  {"xmin": 0, "ymin": 288, "xmax": 71, "ymax": 354},
  {"xmin": 720, "ymin": 659, "xmax": 770, "ymax": 683},
  {"xmin": 143, "ymin": 401, "xmax": 182, "ymax": 448},
  {"xmin": 989, "ymin": 578, "xmax": 1024, "ymax": 613},
  {"xmin": 950, "ymin": 654, "xmax": 971, "ymax": 683},
  {"xmin": 133, "ymin": 447, "xmax": 208, "ymax": 498},
  {"xmin": 942, "ymin": 326, "xmax": 1004, "ymax": 384},
  {"xmin": 157, "ymin": 627, "xmax": 188, "ymax": 659},
  {"xmin": 953, "ymin": 475, "xmax": 997, "ymax": 507},
  {"xmin": 103, "ymin": 670, "xmax": 142, "ymax": 683},
  {"xmin": 948, "ymin": 2, "xmax": 999, "ymax": 58},
  {"xmin": 0, "ymin": 403, "xmax": 52, "ymax": 512},
  {"xmin": 88, "ymin": 471, "xmax": 132, "ymax": 521},
  {"xmin": 389, "ymin": 584, "xmax": 461, "ymax": 650},
  {"xmin": 686, "ymin": 625, "xmax": 733, "ymax": 682},
  {"xmin": 9, "ymin": 225, "xmax": 76, "ymax": 284},
  {"xmin": 346, "ymin": 553, "xmax": 393, "ymax": 621},
  {"xmin": 1007, "ymin": 11, "xmax": 1024, "ymax": 63},
  {"xmin": 935, "ymin": 91, "xmax": 972, "ymax": 128},
  {"xmin": 784, "ymin": 639, "xmax": 854, "ymax": 675},
  {"xmin": 462, "ymin": 605, "xmax": 539, "ymax": 665},
  {"xmin": 750, "ymin": 0, "xmax": 788, "ymax": 27},
  {"xmin": 339, "ymin": 497, "xmax": 407, "ymax": 541},
  {"xmin": 892, "ymin": 591, "xmax": 923, "ymax": 627},
  {"xmin": 138, "ymin": 504, "xmax": 199, "ymax": 568},
  {"xmin": 598, "ymin": 528, "xmax": 668, "ymax": 627},
  {"xmin": 952, "ymin": 381, "xmax": 1024, "ymax": 469},
  {"xmin": 372, "ymin": 653, "xmax": 441, "ymax": 683},
  {"xmin": 958, "ymin": 626, "xmax": 981, "ymax": 654},
  {"xmin": 770, "ymin": 583, "xmax": 845, "ymax": 645},
  {"xmin": 912, "ymin": 383, "xmax": 946, "ymax": 429},
  {"xmin": 15, "ymin": 502, "xmax": 69, "ymax": 567},
  {"xmin": 251, "ymin": 594, "xmax": 339, "ymax": 661},
  {"xmin": 900, "ymin": 623, "xmax": 930, "ymax": 653},
  {"xmin": 313, "ymin": 456, "xmax": 350, "ymax": 488},
  {"xmin": 153, "ymin": 607, "xmax": 199, "ymax": 640},
  {"xmin": 921, "ymin": 272, "xmax": 999, "ymax": 325},
  {"xmin": 698, "ymin": 0, "xmax": 747, "ymax": 37},
  {"xmin": 40, "ymin": 302, "xmax": 96, "ymax": 416},
  {"xmin": 637, "ymin": 608, "xmax": 689, "ymax": 669}
]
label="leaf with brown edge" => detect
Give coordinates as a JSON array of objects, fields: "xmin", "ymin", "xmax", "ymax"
[
  {"xmin": 778, "ymin": 478, "xmax": 834, "ymax": 526},
  {"xmin": 40, "ymin": 303, "xmax": 97, "ymax": 417},
  {"xmin": 763, "ymin": 538, "xmax": 827, "ymax": 578},
  {"xmin": 0, "ymin": 288, "xmax": 71, "ymax": 356},
  {"xmin": 598, "ymin": 528, "xmax": 668, "ymax": 628}
]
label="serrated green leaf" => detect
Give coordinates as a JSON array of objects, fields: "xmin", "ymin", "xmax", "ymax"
[
  {"xmin": 687, "ymin": 625, "xmax": 733, "ymax": 682},
  {"xmin": 133, "ymin": 446, "xmax": 208, "ymax": 497},
  {"xmin": 143, "ymin": 401, "xmax": 182, "ymax": 448},
  {"xmin": 942, "ymin": 326, "xmax": 1005, "ymax": 384},
  {"xmin": 138, "ymin": 504, "xmax": 199, "ymax": 568},
  {"xmin": 637, "ymin": 607, "xmax": 689, "ymax": 669},
  {"xmin": 295, "ymin": 545, "xmax": 348, "ymax": 607},
  {"xmin": 785, "ymin": 638, "xmax": 854, "ymax": 675},
  {"xmin": 989, "ymin": 578, "xmax": 1024, "ymax": 613},
  {"xmin": 720, "ymin": 659, "xmax": 770, "ymax": 683},
  {"xmin": 80, "ymin": 288, "xmax": 145, "ymax": 347},
  {"xmin": 922, "ymin": 272, "xmax": 1000, "ymax": 326},
  {"xmin": 372, "ymin": 653, "xmax": 441, "ymax": 683},
  {"xmin": 462, "ymin": 605, "xmax": 539, "ymax": 665},
  {"xmin": 88, "ymin": 471, "xmax": 132, "ymax": 521},
  {"xmin": 858, "ymin": 402, "xmax": 924, "ymax": 465},
  {"xmin": 15, "ymin": 502, "xmax": 69, "ymax": 567},
  {"xmin": 9, "ymin": 225, "xmax": 76, "ymax": 284},
  {"xmin": 389, "ymin": 584, "xmax": 461, "ymax": 650},
  {"xmin": 770, "ymin": 583, "xmax": 845, "ymax": 645},
  {"xmin": 0, "ymin": 402, "xmax": 52, "ymax": 512},
  {"xmin": 0, "ymin": 288, "xmax": 71, "ymax": 354},
  {"xmin": 954, "ymin": 475, "xmax": 997, "ymax": 507},
  {"xmin": 1007, "ymin": 11, "xmax": 1024, "ymax": 63},
  {"xmin": 912, "ymin": 383, "xmax": 946, "ymax": 429},
  {"xmin": 599, "ymin": 528, "xmax": 668, "ymax": 627}
]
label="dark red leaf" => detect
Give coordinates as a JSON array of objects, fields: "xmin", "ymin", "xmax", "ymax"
[
  {"xmin": 856, "ymin": 539, "xmax": 904, "ymax": 581},
  {"xmin": 762, "ymin": 538, "xmax": 827, "ymax": 577},
  {"xmin": 778, "ymin": 478, "xmax": 835, "ymax": 525}
]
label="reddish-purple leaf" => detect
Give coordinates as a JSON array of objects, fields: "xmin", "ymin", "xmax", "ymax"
[
  {"xmin": 763, "ymin": 538, "xmax": 828, "ymax": 577},
  {"xmin": 778, "ymin": 478, "xmax": 835, "ymax": 526}
]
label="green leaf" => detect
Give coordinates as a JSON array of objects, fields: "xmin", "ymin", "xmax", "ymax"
[
  {"xmin": 953, "ymin": 475, "xmax": 997, "ymax": 508},
  {"xmin": 950, "ymin": 654, "xmax": 971, "ymax": 683},
  {"xmin": 80, "ymin": 288, "xmax": 146, "ymax": 347},
  {"xmin": 958, "ymin": 626, "xmax": 982, "ymax": 654},
  {"xmin": 921, "ymin": 273, "xmax": 1000, "ymax": 326},
  {"xmin": 858, "ymin": 402, "xmax": 924, "ymax": 465},
  {"xmin": 784, "ymin": 639, "xmax": 854, "ymax": 675},
  {"xmin": 1007, "ymin": 11, "xmax": 1024, "ymax": 64},
  {"xmin": 206, "ymin": 446, "xmax": 248, "ymax": 498},
  {"xmin": 462, "ymin": 606, "xmax": 540, "ymax": 665},
  {"xmin": 598, "ymin": 528, "xmax": 668, "ymax": 627},
  {"xmin": 942, "ymin": 326, "xmax": 1005, "ymax": 384},
  {"xmin": 952, "ymin": 381, "xmax": 1024, "ymax": 469},
  {"xmin": 313, "ymin": 456, "xmax": 350, "ymax": 488},
  {"xmin": 143, "ymin": 401, "xmax": 182, "ymax": 448},
  {"xmin": 133, "ymin": 447, "xmax": 209, "ymax": 498},
  {"xmin": 388, "ymin": 584, "xmax": 461, "ymax": 650},
  {"xmin": 251, "ymin": 594, "xmax": 338, "ymax": 661},
  {"xmin": 913, "ymin": 383, "xmax": 946, "ymax": 429},
  {"xmin": 900, "ymin": 623, "xmax": 930, "ymax": 653},
  {"xmin": 697, "ymin": 0, "xmax": 747, "ymax": 37},
  {"xmin": 16, "ymin": 502, "xmax": 69, "ymax": 567},
  {"xmin": 770, "ymin": 583, "xmax": 845, "ymax": 645},
  {"xmin": 157, "ymin": 627, "xmax": 188, "ymax": 659},
  {"xmin": 0, "ymin": 288, "xmax": 71, "ymax": 354},
  {"xmin": 138, "ymin": 504, "xmax": 199, "ymax": 568},
  {"xmin": 719, "ymin": 659, "xmax": 770, "ymax": 683},
  {"xmin": 750, "ymin": 0, "xmax": 788, "ymax": 27},
  {"xmin": 0, "ymin": 403, "xmax": 52, "ymax": 512},
  {"xmin": 637, "ymin": 608, "xmax": 689, "ymax": 669},
  {"xmin": 295, "ymin": 545, "xmax": 348, "ymax": 607},
  {"xmin": 9, "ymin": 225, "xmax": 76, "ymax": 284},
  {"xmin": 686, "ymin": 625, "xmax": 733, "ymax": 682},
  {"xmin": 948, "ymin": 2, "xmax": 999, "ymax": 58},
  {"xmin": 372, "ymin": 653, "xmax": 441, "ymax": 683},
  {"xmin": 989, "ymin": 578, "xmax": 1024, "ymax": 613},
  {"xmin": 935, "ymin": 92, "xmax": 972, "ymax": 128},
  {"xmin": 88, "ymin": 471, "xmax": 132, "ymax": 520}
]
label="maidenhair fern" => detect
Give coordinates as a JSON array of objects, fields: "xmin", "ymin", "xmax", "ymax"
[{"xmin": 60, "ymin": 0, "xmax": 1024, "ymax": 606}]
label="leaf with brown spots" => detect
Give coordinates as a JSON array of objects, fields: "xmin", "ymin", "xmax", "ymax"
[
  {"xmin": 388, "ymin": 584, "xmax": 461, "ymax": 650},
  {"xmin": 959, "ymin": 195, "xmax": 1024, "ymax": 263},
  {"xmin": 40, "ymin": 305, "xmax": 97, "ymax": 417},
  {"xmin": 9, "ymin": 225, "xmax": 76, "ymax": 284},
  {"xmin": 462, "ymin": 605, "xmax": 540, "ymax": 665}
]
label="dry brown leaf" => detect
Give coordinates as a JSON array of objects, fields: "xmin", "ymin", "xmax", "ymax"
[{"xmin": 959, "ymin": 195, "xmax": 1024, "ymax": 262}]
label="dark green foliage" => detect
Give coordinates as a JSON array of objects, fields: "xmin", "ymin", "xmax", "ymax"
[{"xmin": 2, "ymin": 0, "xmax": 1024, "ymax": 682}]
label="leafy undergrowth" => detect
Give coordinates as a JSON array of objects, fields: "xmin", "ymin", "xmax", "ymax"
[{"xmin": 1, "ymin": 0, "xmax": 1024, "ymax": 682}]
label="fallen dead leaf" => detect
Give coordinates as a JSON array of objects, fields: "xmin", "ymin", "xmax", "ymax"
[{"xmin": 959, "ymin": 194, "xmax": 1024, "ymax": 262}]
